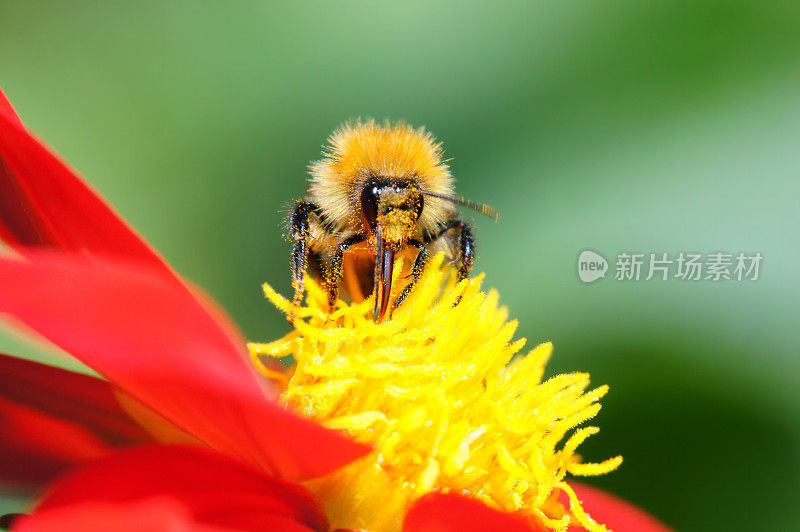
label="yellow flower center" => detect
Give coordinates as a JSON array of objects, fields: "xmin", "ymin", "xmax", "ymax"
[{"xmin": 249, "ymin": 254, "xmax": 621, "ymax": 532}]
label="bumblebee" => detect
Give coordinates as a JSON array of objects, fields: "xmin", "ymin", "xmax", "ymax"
[{"xmin": 289, "ymin": 120, "xmax": 497, "ymax": 322}]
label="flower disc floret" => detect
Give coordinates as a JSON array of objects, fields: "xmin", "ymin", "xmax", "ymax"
[{"xmin": 250, "ymin": 254, "xmax": 621, "ymax": 532}]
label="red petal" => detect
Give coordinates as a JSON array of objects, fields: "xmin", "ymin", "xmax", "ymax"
[
  {"xmin": 0, "ymin": 253, "xmax": 369, "ymax": 481},
  {"xmin": 14, "ymin": 499, "xmax": 226, "ymax": 532},
  {"xmin": 0, "ymin": 354, "xmax": 155, "ymax": 446},
  {"xmin": 0, "ymin": 87, "xmax": 170, "ymax": 273},
  {"xmin": 0, "ymin": 354, "xmax": 162, "ymax": 486},
  {"xmin": 403, "ymin": 493, "xmax": 540, "ymax": 532},
  {"xmin": 23, "ymin": 445, "xmax": 327, "ymax": 532},
  {"xmin": 0, "ymin": 88, "xmax": 22, "ymax": 125},
  {"xmin": 565, "ymin": 483, "xmax": 672, "ymax": 532},
  {"xmin": 0, "ymin": 87, "xmax": 254, "ymax": 376},
  {"xmin": 0, "ymin": 396, "xmax": 109, "ymax": 486},
  {"xmin": 405, "ymin": 487, "xmax": 671, "ymax": 532}
]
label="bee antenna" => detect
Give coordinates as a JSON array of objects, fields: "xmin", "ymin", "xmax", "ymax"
[{"xmin": 421, "ymin": 191, "xmax": 499, "ymax": 222}]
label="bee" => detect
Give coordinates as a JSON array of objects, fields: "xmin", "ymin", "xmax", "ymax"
[{"xmin": 289, "ymin": 120, "xmax": 498, "ymax": 322}]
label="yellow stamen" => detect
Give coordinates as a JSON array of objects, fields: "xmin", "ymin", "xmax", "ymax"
[{"xmin": 249, "ymin": 254, "xmax": 621, "ymax": 532}]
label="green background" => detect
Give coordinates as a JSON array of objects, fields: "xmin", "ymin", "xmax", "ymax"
[{"xmin": 2, "ymin": 2, "xmax": 799, "ymax": 529}]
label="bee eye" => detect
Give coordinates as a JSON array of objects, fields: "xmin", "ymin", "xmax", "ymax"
[{"xmin": 360, "ymin": 184, "xmax": 379, "ymax": 230}]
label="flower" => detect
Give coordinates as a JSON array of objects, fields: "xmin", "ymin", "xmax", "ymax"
[
  {"xmin": 251, "ymin": 256, "xmax": 621, "ymax": 531},
  {"xmin": 0, "ymin": 86, "xmax": 670, "ymax": 531}
]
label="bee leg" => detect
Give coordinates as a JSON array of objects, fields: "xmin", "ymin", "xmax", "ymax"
[
  {"xmin": 325, "ymin": 233, "xmax": 366, "ymax": 313},
  {"xmin": 424, "ymin": 219, "xmax": 474, "ymax": 305},
  {"xmin": 393, "ymin": 239, "xmax": 426, "ymax": 310},
  {"xmin": 424, "ymin": 219, "xmax": 475, "ymax": 282},
  {"xmin": 455, "ymin": 222, "xmax": 475, "ymax": 282},
  {"xmin": 289, "ymin": 200, "xmax": 314, "ymax": 321}
]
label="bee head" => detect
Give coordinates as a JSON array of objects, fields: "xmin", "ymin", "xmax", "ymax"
[{"xmin": 360, "ymin": 178, "xmax": 423, "ymax": 249}]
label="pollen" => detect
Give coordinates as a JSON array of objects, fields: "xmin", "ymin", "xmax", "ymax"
[{"xmin": 249, "ymin": 255, "xmax": 622, "ymax": 532}]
